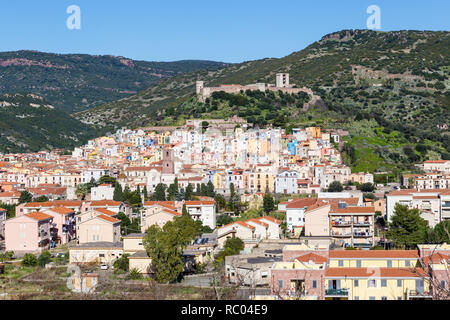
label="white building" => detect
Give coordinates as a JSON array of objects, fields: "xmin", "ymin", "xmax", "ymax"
[{"xmin": 90, "ymin": 184, "xmax": 114, "ymax": 201}]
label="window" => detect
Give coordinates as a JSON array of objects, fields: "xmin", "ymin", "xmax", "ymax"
[
  {"xmin": 99, "ymin": 253, "xmax": 105, "ymax": 258},
  {"xmin": 369, "ymin": 296, "xmax": 375, "ymax": 300},
  {"xmin": 441, "ymin": 280, "xmax": 446, "ymax": 289},
  {"xmin": 338, "ymin": 260, "xmax": 344, "ymax": 267},
  {"xmin": 312, "ymin": 280, "xmax": 317, "ymax": 289},
  {"xmin": 405, "ymin": 260, "xmax": 410, "ymax": 267},
  {"xmin": 354, "ymin": 280, "xmax": 359, "ymax": 287},
  {"xmin": 397, "ymin": 279, "xmax": 402, "ymax": 287},
  {"xmin": 381, "ymin": 296, "xmax": 387, "ymax": 300},
  {"xmin": 354, "ymin": 296, "xmax": 359, "ymax": 300},
  {"xmin": 381, "ymin": 279, "xmax": 387, "ymax": 287},
  {"xmin": 368, "ymin": 280, "xmax": 376, "ymax": 287},
  {"xmin": 356, "ymin": 260, "xmax": 362, "ymax": 268},
  {"xmin": 387, "ymin": 260, "xmax": 392, "ymax": 268},
  {"xmin": 278, "ymin": 280, "xmax": 283, "ymax": 289},
  {"xmin": 397, "ymin": 296, "xmax": 402, "ymax": 300}
]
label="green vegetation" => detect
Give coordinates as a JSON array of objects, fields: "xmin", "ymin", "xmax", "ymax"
[
  {"xmin": 0, "ymin": 51, "xmax": 228, "ymax": 113},
  {"xmin": 143, "ymin": 215, "xmax": 200, "ymax": 283},
  {"xmin": 386, "ymin": 204, "xmax": 429, "ymax": 249},
  {"xmin": 0, "ymin": 93, "xmax": 97, "ymax": 153},
  {"xmin": 22, "ymin": 253, "xmax": 38, "ymax": 267},
  {"xmin": 214, "ymin": 237, "xmax": 244, "ymax": 268},
  {"xmin": 77, "ymin": 29, "xmax": 449, "ymax": 172}
]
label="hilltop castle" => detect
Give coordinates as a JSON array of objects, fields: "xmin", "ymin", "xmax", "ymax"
[{"xmin": 196, "ymin": 73, "xmax": 313, "ymax": 102}]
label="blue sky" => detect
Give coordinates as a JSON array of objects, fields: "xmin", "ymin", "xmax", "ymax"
[{"xmin": 0, "ymin": 0, "xmax": 448, "ymax": 63}]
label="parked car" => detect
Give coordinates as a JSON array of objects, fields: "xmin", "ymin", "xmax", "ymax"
[
  {"xmin": 56, "ymin": 252, "xmax": 65, "ymax": 258},
  {"xmin": 100, "ymin": 264, "xmax": 108, "ymax": 270}
]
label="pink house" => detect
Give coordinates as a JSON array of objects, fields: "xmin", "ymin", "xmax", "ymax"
[
  {"xmin": 43, "ymin": 207, "xmax": 76, "ymax": 245},
  {"xmin": 5, "ymin": 212, "xmax": 53, "ymax": 254}
]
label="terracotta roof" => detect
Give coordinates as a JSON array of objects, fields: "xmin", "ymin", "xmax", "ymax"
[
  {"xmin": 246, "ymin": 219, "xmax": 268, "ymax": 227},
  {"xmin": 258, "ymin": 216, "xmax": 281, "ymax": 225},
  {"xmin": 90, "ymin": 200, "xmax": 122, "ymax": 207},
  {"xmin": 96, "ymin": 214, "xmax": 120, "ymax": 223},
  {"xmin": 25, "ymin": 200, "xmax": 82, "ymax": 208},
  {"xmin": 329, "ymin": 250, "xmax": 419, "ymax": 259},
  {"xmin": 144, "ymin": 201, "xmax": 177, "ymax": 210},
  {"xmin": 295, "ymin": 253, "xmax": 328, "ymax": 264},
  {"xmin": 26, "ymin": 212, "xmax": 53, "ymax": 221},
  {"xmin": 330, "ymin": 206, "xmax": 375, "ymax": 214},
  {"xmin": 286, "ymin": 198, "xmax": 316, "ymax": 209},
  {"xmin": 185, "ymin": 201, "xmax": 215, "ymax": 206},
  {"xmin": 94, "ymin": 208, "xmax": 117, "ymax": 216},
  {"xmin": 46, "ymin": 207, "xmax": 74, "ymax": 215},
  {"xmin": 424, "ymin": 160, "xmax": 449, "ymax": 164},
  {"xmin": 325, "ymin": 267, "xmax": 426, "ymax": 278}
]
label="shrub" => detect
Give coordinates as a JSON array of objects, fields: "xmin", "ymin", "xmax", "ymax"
[
  {"xmin": 22, "ymin": 253, "xmax": 38, "ymax": 267},
  {"xmin": 38, "ymin": 251, "xmax": 52, "ymax": 267},
  {"xmin": 127, "ymin": 268, "xmax": 143, "ymax": 280}
]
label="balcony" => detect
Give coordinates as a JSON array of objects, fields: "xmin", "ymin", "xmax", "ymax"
[
  {"xmin": 331, "ymin": 221, "xmax": 352, "ymax": 227},
  {"xmin": 407, "ymin": 290, "xmax": 433, "ymax": 300},
  {"xmin": 325, "ymin": 288, "xmax": 349, "ymax": 297},
  {"xmin": 353, "ymin": 232, "xmax": 373, "ymax": 238},
  {"xmin": 331, "ymin": 232, "xmax": 352, "ymax": 238},
  {"xmin": 353, "ymin": 221, "xmax": 371, "ymax": 227}
]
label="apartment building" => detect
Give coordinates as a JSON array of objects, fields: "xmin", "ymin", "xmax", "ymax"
[
  {"xmin": 270, "ymin": 243, "xmax": 449, "ymax": 300},
  {"xmin": 386, "ymin": 189, "xmax": 450, "ymax": 226}
]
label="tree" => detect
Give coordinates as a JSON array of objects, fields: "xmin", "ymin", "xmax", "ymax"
[
  {"xmin": 214, "ymin": 194, "xmax": 226, "ymax": 211},
  {"xmin": 182, "ymin": 204, "xmax": 189, "ymax": 217},
  {"xmin": 151, "ymin": 183, "xmax": 167, "ymax": 201},
  {"xmin": 38, "ymin": 251, "xmax": 52, "ymax": 267},
  {"xmin": 117, "ymin": 212, "xmax": 132, "ymax": 235},
  {"xmin": 167, "ymin": 178, "xmax": 179, "ymax": 201},
  {"xmin": 113, "ymin": 183, "xmax": 124, "ymax": 202},
  {"xmin": 0, "ymin": 251, "xmax": 14, "ymax": 263},
  {"xmin": 427, "ymin": 221, "xmax": 450, "ymax": 244},
  {"xmin": 22, "ymin": 253, "xmax": 38, "ymax": 267},
  {"xmin": 386, "ymin": 204, "xmax": 429, "ymax": 249},
  {"xmin": 217, "ymin": 214, "xmax": 233, "ymax": 227},
  {"xmin": 214, "ymin": 237, "xmax": 244, "ymax": 268},
  {"xmin": 185, "ymin": 183, "xmax": 194, "ymax": 201},
  {"xmin": 19, "ymin": 191, "xmax": 33, "ymax": 204},
  {"xmin": 328, "ymin": 181, "xmax": 344, "ymax": 192},
  {"xmin": 206, "ymin": 181, "xmax": 215, "ymax": 198},
  {"xmin": 143, "ymin": 215, "xmax": 198, "ymax": 283},
  {"xmin": 98, "ymin": 175, "xmax": 117, "ymax": 185},
  {"xmin": 34, "ymin": 195, "xmax": 49, "ymax": 203},
  {"xmin": 113, "ymin": 253, "xmax": 130, "ymax": 273},
  {"xmin": 142, "ymin": 186, "xmax": 148, "ymax": 202},
  {"xmin": 263, "ymin": 194, "xmax": 274, "ymax": 214},
  {"xmin": 358, "ymin": 183, "xmax": 375, "ymax": 193}
]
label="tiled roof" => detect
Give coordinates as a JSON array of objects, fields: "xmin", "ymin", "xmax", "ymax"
[
  {"xmin": 96, "ymin": 214, "xmax": 120, "ymax": 223},
  {"xmin": 26, "ymin": 212, "xmax": 53, "ymax": 221},
  {"xmin": 94, "ymin": 208, "xmax": 117, "ymax": 216},
  {"xmin": 329, "ymin": 250, "xmax": 419, "ymax": 259},
  {"xmin": 47, "ymin": 207, "xmax": 74, "ymax": 215},
  {"xmin": 259, "ymin": 216, "xmax": 281, "ymax": 225},
  {"xmin": 295, "ymin": 253, "xmax": 328, "ymax": 264},
  {"xmin": 286, "ymin": 198, "xmax": 316, "ymax": 209}
]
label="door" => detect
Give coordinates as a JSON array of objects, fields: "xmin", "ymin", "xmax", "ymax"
[{"xmin": 416, "ymin": 279, "xmax": 424, "ymax": 294}]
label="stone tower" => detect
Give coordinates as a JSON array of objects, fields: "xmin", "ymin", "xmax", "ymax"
[
  {"xmin": 162, "ymin": 148, "xmax": 174, "ymax": 174},
  {"xmin": 276, "ymin": 73, "xmax": 290, "ymax": 88}
]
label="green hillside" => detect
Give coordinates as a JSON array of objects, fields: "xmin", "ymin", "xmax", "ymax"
[
  {"xmin": 0, "ymin": 93, "xmax": 97, "ymax": 153},
  {"xmin": 76, "ymin": 29, "xmax": 449, "ymax": 172},
  {"xmin": 0, "ymin": 51, "xmax": 229, "ymax": 113}
]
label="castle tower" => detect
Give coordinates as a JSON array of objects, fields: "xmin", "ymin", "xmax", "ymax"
[
  {"xmin": 276, "ymin": 73, "xmax": 290, "ymax": 88},
  {"xmin": 196, "ymin": 81, "xmax": 204, "ymax": 95},
  {"xmin": 162, "ymin": 148, "xmax": 174, "ymax": 174}
]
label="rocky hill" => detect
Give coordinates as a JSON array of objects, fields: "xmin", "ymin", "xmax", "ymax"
[
  {"xmin": 76, "ymin": 29, "xmax": 449, "ymax": 172},
  {"xmin": 0, "ymin": 93, "xmax": 97, "ymax": 153},
  {"xmin": 0, "ymin": 51, "xmax": 229, "ymax": 113}
]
